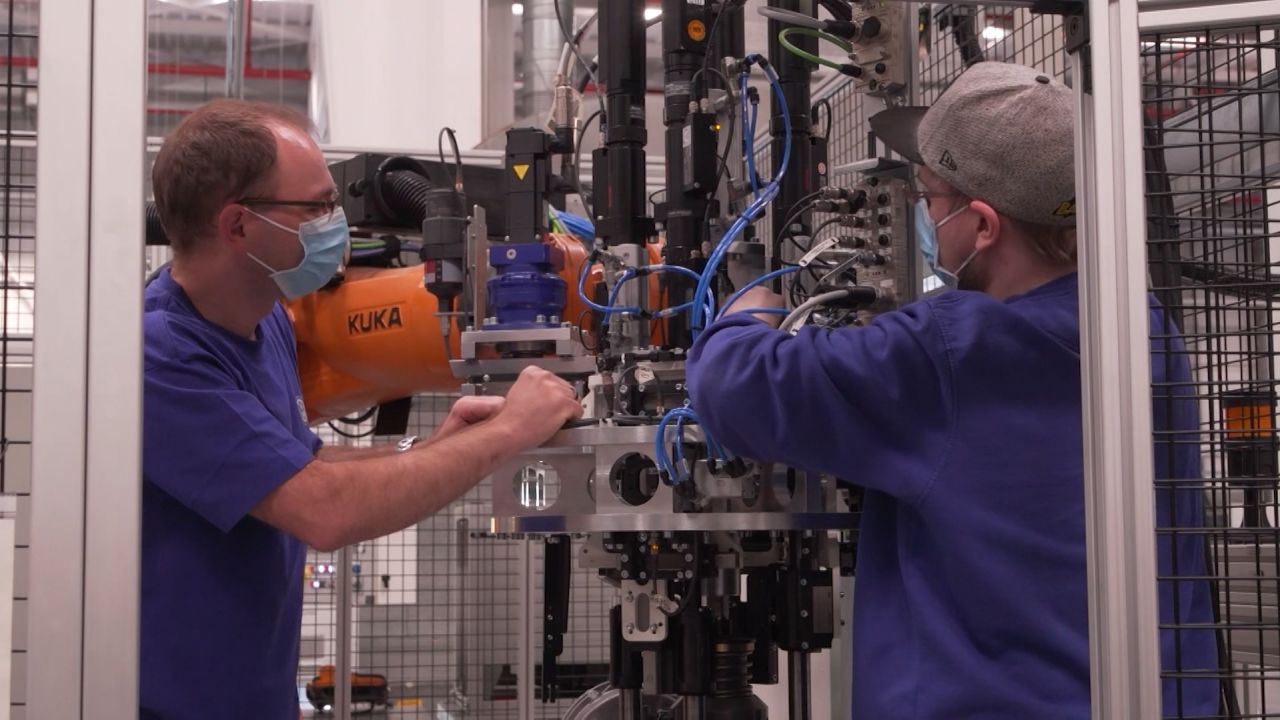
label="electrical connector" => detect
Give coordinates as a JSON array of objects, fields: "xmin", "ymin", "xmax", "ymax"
[
  {"xmin": 823, "ymin": 20, "xmax": 860, "ymax": 40},
  {"xmin": 812, "ymin": 199, "xmax": 851, "ymax": 213}
]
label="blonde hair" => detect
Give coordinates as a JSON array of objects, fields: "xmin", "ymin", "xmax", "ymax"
[{"xmin": 1006, "ymin": 215, "xmax": 1077, "ymax": 266}]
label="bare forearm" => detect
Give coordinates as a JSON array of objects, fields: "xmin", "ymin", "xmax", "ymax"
[
  {"xmin": 316, "ymin": 444, "xmax": 399, "ymax": 462},
  {"xmin": 318, "ymin": 421, "xmax": 517, "ymax": 546}
]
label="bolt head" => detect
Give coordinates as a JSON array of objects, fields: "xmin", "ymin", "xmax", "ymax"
[
  {"xmin": 684, "ymin": 553, "xmax": 693, "ymax": 562},
  {"xmin": 801, "ymin": 642, "xmax": 810, "ymax": 650},
  {"xmin": 800, "ymin": 610, "xmax": 808, "ymax": 618},
  {"xmin": 626, "ymin": 624, "xmax": 635, "ymax": 632},
  {"xmin": 800, "ymin": 578, "xmax": 807, "ymax": 586}
]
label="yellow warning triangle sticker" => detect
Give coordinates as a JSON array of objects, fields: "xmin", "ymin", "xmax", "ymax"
[{"xmin": 513, "ymin": 163, "xmax": 530, "ymax": 181}]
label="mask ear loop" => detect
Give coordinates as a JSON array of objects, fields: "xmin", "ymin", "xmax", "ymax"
[
  {"xmin": 241, "ymin": 207, "xmax": 299, "ymax": 275},
  {"xmin": 933, "ymin": 199, "xmax": 972, "ymax": 230},
  {"xmin": 933, "ymin": 200, "xmax": 979, "ymax": 284}
]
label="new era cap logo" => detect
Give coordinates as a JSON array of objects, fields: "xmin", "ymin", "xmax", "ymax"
[
  {"xmin": 1053, "ymin": 199, "xmax": 1077, "ymax": 217},
  {"xmin": 939, "ymin": 150, "xmax": 958, "ymax": 172}
]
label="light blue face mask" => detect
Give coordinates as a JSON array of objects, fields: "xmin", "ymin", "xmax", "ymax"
[
  {"xmin": 246, "ymin": 207, "xmax": 350, "ymax": 299},
  {"xmin": 914, "ymin": 198, "xmax": 979, "ymax": 290}
]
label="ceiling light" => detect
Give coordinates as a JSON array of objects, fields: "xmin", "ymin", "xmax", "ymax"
[
  {"xmin": 982, "ymin": 26, "xmax": 1007, "ymax": 42},
  {"xmin": 512, "ymin": 3, "xmax": 524, "ymax": 16},
  {"xmin": 643, "ymin": 8, "xmax": 662, "ymax": 21}
]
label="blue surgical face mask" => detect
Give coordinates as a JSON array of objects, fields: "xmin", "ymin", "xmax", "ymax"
[
  {"xmin": 914, "ymin": 198, "xmax": 979, "ymax": 290},
  {"xmin": 246, "ymin": 207, "xmax": 350, "ymax": 299}
]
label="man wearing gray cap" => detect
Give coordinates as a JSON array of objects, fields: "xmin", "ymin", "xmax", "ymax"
[{"xmin": 686, "ymin": 62, "xmax": 1219, "ymax": 717}]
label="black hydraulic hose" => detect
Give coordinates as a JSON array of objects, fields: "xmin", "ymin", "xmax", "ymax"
[
  {"xmin": 817, "ymin": 0, "xmax": 852, "ymax": 22},
  {"xmin": 145, "ymin": 201, "xmax": 169, "ymax": 246},
  {"xmin": 379, "ymin": 170, "xmax": 434, "ymax": 228}
]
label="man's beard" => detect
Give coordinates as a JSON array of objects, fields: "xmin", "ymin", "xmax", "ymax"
[{"xmin": 956, "ymin": 253, "xmax": 990, "ymax": 292}]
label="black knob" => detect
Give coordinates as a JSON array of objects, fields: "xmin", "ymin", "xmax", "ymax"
[
  {"xmin": 878, "ymin": 235, "xmax": 892, "ymax": 247},
  {"xmin": 877, "ymin": 194, "xmax": 891, "ymax": 206},
  {"xmin": 875, "ymin": 62, "xmax": 888, "ymax": 75},
  {"xmin": 861, "ymin": 17, "xmax": 882, "ymax": 39},
  {"xmin": 877, "ymin": 214, "xmax": 891, "ymax": 226}
]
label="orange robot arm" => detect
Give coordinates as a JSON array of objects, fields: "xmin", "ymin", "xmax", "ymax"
[{"xmin": 292, "ymin": 234, "xmax": 679, "ymax": 424}]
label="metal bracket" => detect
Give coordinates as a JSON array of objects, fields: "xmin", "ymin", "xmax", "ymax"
[
  {"xmin": 1060, "ymin": 2, "xmax": 1091, "ymax": 94},
  {"xmin": 620, "ymin": 578, "xmax": 674, "ymax": 643},
  {"xmin": 541, "ymin": 534, "xmax": 572, "ymax": 703}
]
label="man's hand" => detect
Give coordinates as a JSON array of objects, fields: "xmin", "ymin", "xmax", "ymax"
[
  {"xmin": 430, "ymin": 396, "xmax": 506, "ymax": 443},
  {"xmin": 492, "ymin": 366, "xmax": 584, "ymax": 448},
  {"xmin": 724, "ymin": 286, "xmax": 786, "ymax": 328}
]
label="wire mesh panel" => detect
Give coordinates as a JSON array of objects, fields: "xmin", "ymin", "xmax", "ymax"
[
  {"xmin": 301, "ymin": 394, "xmax": 616, "ymax": 719},
  {"xmin": 0, "ymin": 2, "xmax": 34, "ymax": 718},
  {"xmin": 530, "ymin": 536, "xmax": 614, "ymax": 720},
  {"xmin": 1143, "ymin": 23, "xmax": 1280, "ymax": 719}
]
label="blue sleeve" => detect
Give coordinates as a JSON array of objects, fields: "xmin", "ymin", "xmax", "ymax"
[
  {"xmin": 270, "ymin": 303, "xmax": 323, "ymax": 455},
  {"xmin": 144, "ymin": 349, "xmax": 318, "ymax": 533},
  {"xmin": 686, "ymin": 303, "xmax": 955, "ymax": 502}
]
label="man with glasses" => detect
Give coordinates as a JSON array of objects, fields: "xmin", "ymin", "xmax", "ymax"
[
  {"xmin": 143, "ymin": 99, "xmax": 583, "ymax": 719},
  {"xmin": 686, "ymin": 63, "xmax": 1219, "ymax": 717}
]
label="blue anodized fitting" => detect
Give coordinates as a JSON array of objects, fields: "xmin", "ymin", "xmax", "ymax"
[{"xmin": 485, "ymin": 243, "xmax": 567, "ymax": 328}]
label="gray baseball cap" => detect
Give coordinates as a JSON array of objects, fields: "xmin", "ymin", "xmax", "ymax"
[{"xmin": 870, "ymin": 62, "xmax": 1077, "ymax": 227}]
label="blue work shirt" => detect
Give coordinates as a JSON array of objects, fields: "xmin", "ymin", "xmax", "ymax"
[
  {"xmin": 688, "ymin": 272, "xmax": 1218, "ymax": 719},
  {"xmin": 142, "ymin": 268, "xmax": 321, "ymax": 719}
]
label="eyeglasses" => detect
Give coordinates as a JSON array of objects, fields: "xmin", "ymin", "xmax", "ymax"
[
  {"xmin": 906, "ymin": 188, "xmax": 967, "ymax": 210},
  {"xmin": 238, "ymin": 196, "xmax": 341, "ymax": 223}
]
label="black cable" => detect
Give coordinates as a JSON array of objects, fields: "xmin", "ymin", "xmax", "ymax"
[
  {"xmin": 437, "ymin": 126, "xmax": 464, "ymax": 194},
  {"xmin": 325, "ymin": 404, "xmax": 378, "ymax": 438},
  {"xmin": 573, "ymin": 109, "xmax": 603, "ymax": 221},
  {"xmin": 554, "ymin": 0, "xmax": 606, "ymax": 123},
  {"xmin": 696, "ymin": 2, "xmax": 743, "ymax": 234},
  {"xmin": 334, "ymin": 406, "xmax": 378, "ymax": 425},
  {"xmin": 772, "ymin": 191, "xmax": 825, "ymax": 253},
  {"xmin": 818, "ymin": 0, "xmax": 853, "ymax": 23},
  {"xmin": 812, "ymin": 98, "xmax": 833, "ymax": 139},
  {"xmin": 695, "ymin": 2, "xmax": 730, "ymax": 100},
  {"xmin": 701, "ymin": 79, "xmax": 739, "ymax": 232}
]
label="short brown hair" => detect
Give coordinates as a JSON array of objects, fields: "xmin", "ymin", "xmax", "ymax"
[
  {"xmin": 1007, "ymin": 215, "xmax": 1078, "ymax": 266},
  {"xmin": 151, "ymin": 99, "xmax": 312, "ymax": 255}
]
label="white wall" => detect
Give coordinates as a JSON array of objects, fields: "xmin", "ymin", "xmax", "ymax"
[{"xmin": 315, "ymin": 0, "xmax": 484, "ymax": 151}]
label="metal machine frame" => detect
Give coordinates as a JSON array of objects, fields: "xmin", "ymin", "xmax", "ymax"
[{"xmin": 19, "ymin": 2, "xmax": 1280, "ymax": 719}]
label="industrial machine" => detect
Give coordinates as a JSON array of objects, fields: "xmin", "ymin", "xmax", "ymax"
[
  {"xmin": 388, "ymin": 3, "xmax": 916, "ymax": 718},
  {"xmin": 146, "ymin": 1, "xmax": 919, "ymax": 716}
]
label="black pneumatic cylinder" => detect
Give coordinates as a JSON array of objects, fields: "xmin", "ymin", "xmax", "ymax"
[
  {"xmin": 594, "ymin": 0, "xmax": 654, "ymax": 250},
  {"xmin": 610, "ymin": 605, "xmax": 645, "ymax": 689},
  {"xmin": 766, "ymin": 0, "xmax": 817, "ymax": 278},
  {"xmin": 420, "ymin": 187, "xmax": 468, "ymax": 308},
  {"xmin": 660, "ymin": 0, "xmax": 714, "ymax": 347}
]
